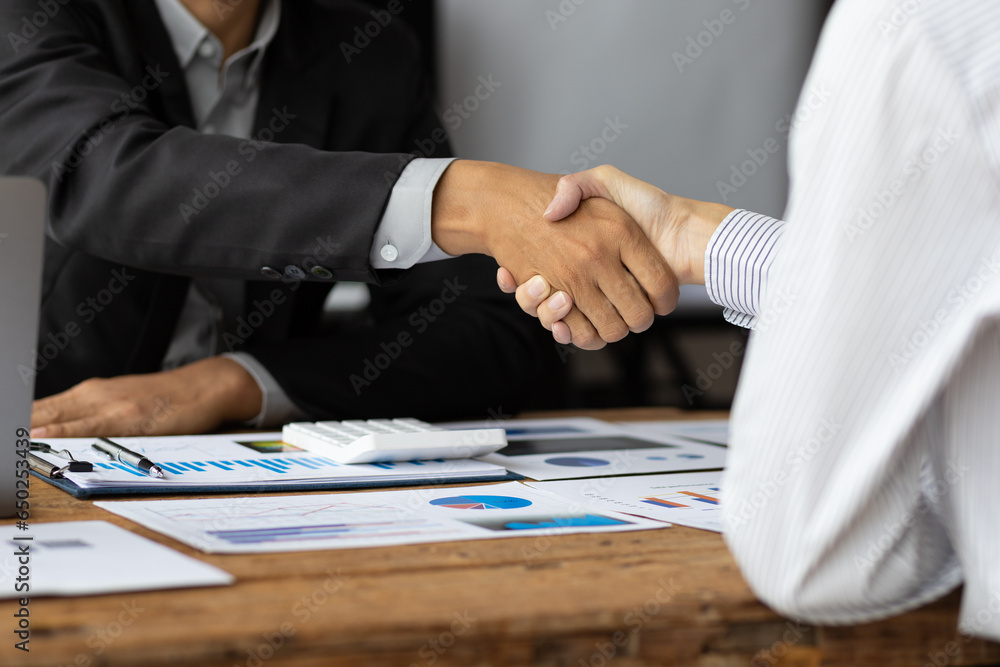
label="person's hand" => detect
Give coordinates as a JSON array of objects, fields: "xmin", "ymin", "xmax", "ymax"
[
  {"xmin": 496, "ymin": 272, "xmax": 577, "ymax": 345},
  {"xmin": 431, "ymin": 160, "xmax": 678, "ymax": 350},
  {"xmin": 497, "ymin": 165, "xmax": 734, "ymax": 346},
  {"xmin": 30, "ymin": 356, "xmax": 263, "ymax": 438},
  {"xmin": 546, "ymin": 165, "xmax": 733, "ymax": 286}
]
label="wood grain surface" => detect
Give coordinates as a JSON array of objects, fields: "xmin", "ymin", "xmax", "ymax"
[{"xmin": 2, "ymin": 409, "xmax": 997, "ymax": 666}]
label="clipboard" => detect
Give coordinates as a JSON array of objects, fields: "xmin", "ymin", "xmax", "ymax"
[
  {"xmin": 28, "ymin": 442, "xmax": 94, "ymax": 479},
  {"xmin": 29, "ymin": 469, "xmax": 524, "ymax": 499},
  {"xmin": 25, "ymin": 433, "xmax": 523, "ymax": 499}
]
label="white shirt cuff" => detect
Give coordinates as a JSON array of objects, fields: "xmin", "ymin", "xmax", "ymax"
[
  {"xmin": 704, "ymin": 209, "xmax": 786, "ymax": 329},
  {"xmin": 370, "ymin": 157, "xmax": 459, "ymax": 269},
  {"xmin": 222, "ymin": 352, "xmax": 306, "ymax": 428}
]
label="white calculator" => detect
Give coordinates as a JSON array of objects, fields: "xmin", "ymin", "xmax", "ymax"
[{"xmin": 281, "ymin": 418, "xmax": 508, "ymax": 464}]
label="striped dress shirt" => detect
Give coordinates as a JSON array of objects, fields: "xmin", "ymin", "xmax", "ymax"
[{"xmin": 705, "ymin": 0, "xmax": 1000, "ymax": 640}]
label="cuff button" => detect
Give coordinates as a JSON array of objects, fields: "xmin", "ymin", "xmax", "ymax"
[
  {"xmin": 310, "ymin": 266, "xmax": 334, "ymax": 279},
  {"xmin": 380, "ymin": 244, "xmax": 399, "ymax": 262},
  {"xmin": 284, "ymin": 265, "xmax": 307, "ymax": 280},
  {"xmin": 260, "ymin": 266, "xmax": 282, "ymax": 279}
]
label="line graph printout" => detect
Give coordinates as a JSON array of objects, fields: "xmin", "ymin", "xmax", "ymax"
[
  {"xmin": 30, "ymin": 433, "xmax": 506, "ymax": 489},
  {"xmin": 96, "ymin": 482, "xmax": 665, "ymax": 553},
  {"xmin": 527, "ymin": 471, "xmax": 725, "ymax": 533}
]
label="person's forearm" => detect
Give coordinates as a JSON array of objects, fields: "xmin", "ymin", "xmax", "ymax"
[
  {"xmin": 666, "ymin": 197, "xmax": 735, "ymax": 286},
  {"xmin": 430, "ymin": 160, "xmax": 560, "ymax": 257}
]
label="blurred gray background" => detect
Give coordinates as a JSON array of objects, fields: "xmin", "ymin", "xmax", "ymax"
[{"xmin": 432, "ymin": 1, "xmax": 831, "ymax": 409}]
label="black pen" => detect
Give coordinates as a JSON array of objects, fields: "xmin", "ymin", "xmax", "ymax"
[{"xmin": 91, "ymin": 437, "xmax": 165, "ymax": 478}]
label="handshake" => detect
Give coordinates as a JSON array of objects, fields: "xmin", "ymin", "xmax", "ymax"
[{"xmin": 431, "ymin": 161, "xmax": 733, "ymax": 349}]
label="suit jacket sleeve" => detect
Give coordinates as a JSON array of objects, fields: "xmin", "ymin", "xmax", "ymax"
[{"xmin": 0, "ymin": 0, "xmax": 423, "ymax": 284}]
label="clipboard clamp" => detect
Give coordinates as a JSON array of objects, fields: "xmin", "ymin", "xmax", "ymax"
[{"xmin": 29, "ymin": 441, "xmax": 94, "ymax": 478}]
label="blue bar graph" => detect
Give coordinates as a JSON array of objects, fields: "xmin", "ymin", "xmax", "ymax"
[
  {"xmin": 206, "ymin": 520, "xmax": 424, "ymax": 545},
  {"xmin": 98, "ymin": 456, "xmax": 346, "ymax": 477}
]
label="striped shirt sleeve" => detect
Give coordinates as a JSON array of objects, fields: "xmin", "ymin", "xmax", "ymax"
[{"xmin": 704, "ymin": 209, "xmax": 787, "ymax": 329}]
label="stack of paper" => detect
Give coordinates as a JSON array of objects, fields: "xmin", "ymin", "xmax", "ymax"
[{"xmin": 31, "ymin": 433, "xmax": 508, "ymax": 490}]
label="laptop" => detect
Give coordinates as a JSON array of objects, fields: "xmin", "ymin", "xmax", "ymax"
[{"xmin": 0, "ymin": 178, "xmax": 46, "ymax": 518}]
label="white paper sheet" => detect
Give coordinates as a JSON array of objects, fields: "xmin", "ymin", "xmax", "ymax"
[
  {"xmin": 95, "ymin": 482, "xmax": 666, "ymax": 554},
  {"xmin": 446, "ymin": 418, "xmax": 726, "ymax": 481},
  {"xmin": 527, "ymin": 471, "xmax": 725, "ymax": 533},
  {"xmin": 618, "ymin": 420, "xmax": 730, "ymax": 447},
  {"xmin": 0, "ymin": 521, "xmax": 233, "ymax": 597}
]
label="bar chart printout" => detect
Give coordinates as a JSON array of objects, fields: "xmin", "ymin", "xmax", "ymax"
[
  {"xmin": 526, "ymin": 471, "xmax": 725, "ymax": 533},
  {"xmin": 642, "ymin": 488, "xmax": 720, "ymax": 509},
  {"xmin": 96, "ymin": 483, "xmax": 665, "ymax": 553}
]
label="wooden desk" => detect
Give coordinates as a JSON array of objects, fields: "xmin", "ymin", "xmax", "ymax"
[{"xmin": 4, "ymin": 409, "xmax": 999, "ymax": 667}]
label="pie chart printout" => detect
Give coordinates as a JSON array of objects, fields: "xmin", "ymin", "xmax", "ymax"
[
  {"xmin": 543, "ymin": 457, "xmax": 611, "ymax": 467},
  {"xmin": 429, "ymin": 495, "xmax": 533, "ymax": 510}
]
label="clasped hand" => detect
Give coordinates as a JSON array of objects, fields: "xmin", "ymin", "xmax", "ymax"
[
  {"xmin": 431, "ymin": 161, "xmax": 680, "ymax": 350},
  {"xmin": 495, "ymin": 165, "xmax": 733, "ymax": 347}
]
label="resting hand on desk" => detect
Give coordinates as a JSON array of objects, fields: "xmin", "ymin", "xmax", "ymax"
[
  {"xmin": 496, "ymin": 166, "xmax": 733, "ymax": 346},
  {"xmin": 30, "ymin": 357, "xmax": 262, "ymax": 438}
]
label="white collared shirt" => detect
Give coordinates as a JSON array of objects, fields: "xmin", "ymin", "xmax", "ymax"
[{"xmin": 704, "ymin": 0, "xmax": 1000, "ymax": 640}]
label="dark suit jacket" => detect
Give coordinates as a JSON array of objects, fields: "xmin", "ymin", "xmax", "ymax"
[{"xmin": 0, "ymin": 0, "xmax": 564, "ymax": 420}]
